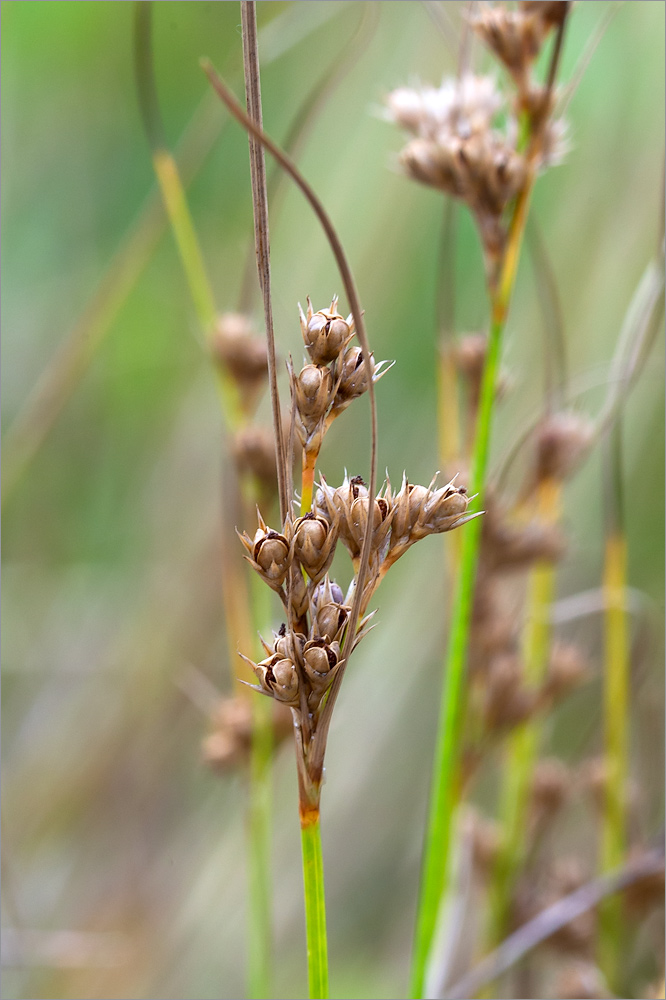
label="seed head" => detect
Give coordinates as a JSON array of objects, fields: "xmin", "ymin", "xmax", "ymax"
[
  {"xmin": 292, "ymin": 511, "xmax": 338, "ymax": 583},
  {"xmin": 232, "ymin": 425, "xmax": 277, "ymax": 496},
  {"xmin": 302, "ymin": 638, "xmax": 343, "ymax": 695},
  {"xmin": 212, "ymin": 312, "xmax": 268, "ymax": 391},
  {"xmin": 471, "ymin": 6, "xmax": 545, "ymax": 88},
  {"xmin": 544, "ymin": 642, "xmax": 587, "ymax": 701},
  {"xmin": 534, "ymin": 412, "xmax": 594, "ymax": 484},
  {"xmin": 292, "ymin": 362, "xmax": 335, "ymax": 450},
  {"xmin": 331, "ymin": 346, "xmax": 394, "ymax": 417},
  {"xmin": 299, "ymin": 295, "xmax": 354, "ymax": 365},
  {"xmin": 386, "ymin": 74, "xmax": 502, "ymax": 140},
  {"xmin": 239, "ymin": 510, "xmax": 290, "ymax": 590},
  {"xmin": 519, "ymin": 1, "xmax": 571, "ymax": 30}
]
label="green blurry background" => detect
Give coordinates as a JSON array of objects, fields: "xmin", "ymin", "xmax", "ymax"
[{"xmin": 2, "ymin": 3, "xmax": 664, "ymax": 998}]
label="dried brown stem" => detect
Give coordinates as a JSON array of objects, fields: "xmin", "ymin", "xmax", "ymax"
[{"xmin": 240, "ymin": 0, "xmax": 289, "ymax": 525}]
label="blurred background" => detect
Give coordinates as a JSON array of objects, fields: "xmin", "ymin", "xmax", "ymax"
[{"xmin": 2, "ymin": 2, "xmax": 664, "ymax": 998}]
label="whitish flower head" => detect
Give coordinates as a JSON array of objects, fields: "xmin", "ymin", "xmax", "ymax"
[{"xmin": 386, "ymin": 74, "xmax": 503, "ymax": 142}]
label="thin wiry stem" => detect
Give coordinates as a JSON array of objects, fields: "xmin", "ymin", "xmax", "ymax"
[
  {"xmin": 241, "ymin": 0, "xmax": 288, "ymax": 526},
  {"xmin": 237, "ymin": 2, "xmax": 378, "ymax": 314},
  {"xmin": 443, "ymin": 848, "xmax": 664, "ymax": 1000},
  {"xmin": 201, "ymin": 59, "xmax": 378, "ymax": 786}
]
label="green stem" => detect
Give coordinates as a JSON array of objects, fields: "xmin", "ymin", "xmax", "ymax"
[
  {"xmin": 300, "ymin": 808, "xmax": 329, "ymax": 1000},
  {"xmin": 410, "ymin": 180, "xmax": 534, "ymax": 1000},
  {"xmin": 248, "ymin": 692, "xmax": 274, "ymax": 999}
]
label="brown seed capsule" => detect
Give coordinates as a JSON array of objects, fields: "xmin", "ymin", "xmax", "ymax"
[
  {"xmin": 313, "ymin": 602, "xmax": 348, "ymax": 644},
  {"xmin": 534, "ymin": 412, "xmax": 594, "ymax": 484},
  {"xmin": 543, "ymin": 642, "xmax": 587, "ymax": 702},
  {"xmin": 530, "ymin": 757, "xmax": 570, "ymax": 827},
  {"xmin": 269, "ymin": 657, "xmax": 300, "ymax": 704},
  {"xmin": 330, "ymin": 346, "xmax": 394, "ymax": 417},
  {"xmin": 239, "ymin": 511, "xmax": 290, "ymax": 589},
  {"xmin": 232, "ymin": 425, "xmax": 277, "ymax": 495},
  {"xmin": 303, "ymin": 638, "xmax": 342, "ymax": 694},
  {"xmin": 212, "ymin": 312, "xmax": 268, "ymax": 390},
  {"xmin": 463, "ymin": 810, "xmax": 501, "ymax": 878},
  {"xmin": 292, "ymin": 511, "xmax": 337, "ymax": 583},
  {"xmin": 299, "ymin": 295, "xmax": 354, "ymax": 365},
  {"xmin": 519, "ymin": 1, "xmax": 570, "ymax": 29},
  {"xmin": 483, "ymin": 654, "xmax": 536, "ymax": 731},
  {"xmin": 471, "ymin": 7, "xmax": 545, "ymax": 88},
  {"xmin": 349, "ymin": 494, "xmax": 392, "ymax": 556},
  {"xmin": 318, "ymin": 474, "xmax": 368, "ymax": 558},
  {"xmin": 417, "ymin": 481, "xmax": 470, "ymax": 535}
]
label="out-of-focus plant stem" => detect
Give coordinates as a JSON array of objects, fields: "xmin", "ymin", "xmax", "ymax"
[
  {"xmin": 598, "ymin": 420, "xmax": 628, "ymax": 989},
  {"xmin": 135, "ymin": 6, "xmax": 274, "ymax": 997},
  {"xmin": 410, "ymin": 171, "xmax": 536, "ymax": 1000},
  {"xmin": 490, "ymin": 478, "xmax": 561, "ymax": 947}
]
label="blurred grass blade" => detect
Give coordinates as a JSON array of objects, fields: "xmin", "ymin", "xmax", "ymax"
[{"xmin": 1, "ymin": 1, "xmax": 348, "ymax": 506}]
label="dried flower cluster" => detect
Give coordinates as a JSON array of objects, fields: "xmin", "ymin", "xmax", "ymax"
[
  {"xmin": 236, "ymin": 298, "xmax": 473, "ymax": 792},
  {"xmin": 385, "ymin": 2, "xmax": 569, "ymax": 263}
]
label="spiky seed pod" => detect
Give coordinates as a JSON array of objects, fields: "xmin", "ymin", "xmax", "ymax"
[
  {"xmin": 311, "ymin": 575, "xmax": 345, "ymax": 608},
  {"xmin": 483, "ymin": 654, "xmax": 536, "ymax": 731},
  {"xmin": 299, "ymin": 295, "xmax": 354, "ymax": 365},
  {"xmin": 313, "ymin": 601, "xmax": 348, "ymax": 644},
  {"xmin": 239, "ymin": 512, "xmax": 290, "ymax": 589},
  {"xmin": 416, "ymin": 481, "xmax": 470, "ymax": 534},
  {"xmin": 330, "ymin": 346, "xmax": 394, "ymax": 417},
  {"xmin": 246, "ymin": 651, "xmax": 300, "ymax": 706},
  {"xmin": 519, "ymin": 0, "xmax": 571, "ymax": 30},
  {"xmin": 385, "ymin": 74, "xmax": 502, "ymax": 141},
  {"xmin": 288, "ymin": 565, "xmax": 310, "ymax": 623},
  {"xmin": 463, "ymin": 810, "xmax": 501, "ymax": 878},
  {"xmin": 202, "ymin": 696, "xmax": 292, "ymax": 771},
  {"xmin": 273, "ymin": 625, "xmax": 305, "ymax": 663},
  {"xmin": 302, "ymin": 638, "xmax": 342, "ymax": 695},
  {"xmin": 348, "ymin": 495, "xmax": 392, "ymax": 556},
  {"xmin": 232, "ymin": 425, "xmax": 277, "ymax": 496},
  {"xmin": 389, "ymin": 478, "xmax": 430, "ymax": 546},
  {"xmin": 534, "ymin": 412, "xmax": 594, "ymax": 484},
  {"xmin": 529, "ymin": 757, "xmax": 570, "ymax": 826},
  {"xmin": 543, "ymin": 642, "xmax": 587, "ymax": 701},
  {"xmin": 212, "ymin": 312, "xmax": 268, "ymax": 389},
  {"xmin": 291, "ymin": 511, "xmax": 338, "ymax": 582},
  {"xmin": 294, "ymin": 364, "xmax": 334, "ymax": 423},
  {"xmin": 481, "ymin": 505, "xmax": 566, "ymax": 570},
  {"xmin": 471, "ymin": 6, "xmax": 545, "ymax": 88},
  {"xmin": 291, "ymin": 362, "xmax": 335, "ymax": 450},
  {"xmin": 318, "ymin": 474, "xmax": 368, "ymax": 558}
]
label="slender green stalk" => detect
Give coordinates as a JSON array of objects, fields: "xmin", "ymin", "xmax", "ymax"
[
  {"xmin": 300, "ymin": 808, "xmax": 329, "ymax": 1000},
  {"xmin": 410, "ymin": 176, "xmax": 535, "ymax": 1000},
  {"xmin": 248, "ymin": 691, "xmax": 274, "ymax": 999}
]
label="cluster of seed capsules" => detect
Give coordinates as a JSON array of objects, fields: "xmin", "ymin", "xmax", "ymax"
[
  {"xmin": 237, "ymin": 298, "xmax": 474, "ymax": 717},
  {"xmin": 385, "ymin": 1, "xmax": 568, "ymax": 260}
]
